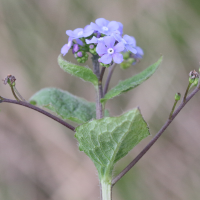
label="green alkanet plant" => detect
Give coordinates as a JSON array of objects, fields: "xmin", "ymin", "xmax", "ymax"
[{"xmin": 1, "ymin": 18, "xmax": 200, "ymax": 200}]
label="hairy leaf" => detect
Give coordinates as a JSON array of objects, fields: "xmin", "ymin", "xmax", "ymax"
[
  {"xmin": 58, "ymin": 55, "xmax": 98, "ymax": 86},
  {"xmin": 75, "ymin": 108, "xmax": 150, "ymax": 179},
  {"xmin": 101, "ymin": 56, "xmax": 163, "ymax": 103},
  {"xmin": 29, "ymin": 88, "xmax": 96, "ymax": 124}
]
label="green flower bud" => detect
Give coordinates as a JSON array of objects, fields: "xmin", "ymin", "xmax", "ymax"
[
  {"xmin": 120, "ymin": 62, "xmax": 131, "ymax": 70},
  {"xmin": 77, "ymin": 58, "xmax": 82, "ymax": 63},
  {"xmin": 123, "ymin": 52, "xmax": 130, "ymax": 60},
  {"xmin": 175, "ymin": 93, "xmax": 181, "ymax": 101},
  {"xmin": 193, "ymin": 78, "xmax": 199, "ymax": 86},
  {"xmin": 189, "ymin": 77, "xmax": 195, "ymax": 83},
  {"xmin": 127, "ymin": 58, "xmax": 135, "ymax": 64}
]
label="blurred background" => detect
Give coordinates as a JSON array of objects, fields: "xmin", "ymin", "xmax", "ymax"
[{"xmin": 1, "ymin": 0, "xmax": 200, "ymax": 199}]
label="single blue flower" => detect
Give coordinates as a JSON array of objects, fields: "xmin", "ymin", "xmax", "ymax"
[
  {"xmin": 61, "ymin": 37, "xmax": 73, "ymax": 56},
  {"xmin": 96, "ymin": 36, "xmax": 124, "ymax": 64},
  {"xmin": 90, "ymin": 18, "xmax": 119, "ymax": 36},
  {"xmin": 118, "ymin": 35, "xmax": 137, "ymax": 54},
  {"xmin": 66, "ymin": 25, "xmax": 93, "ymax": 39}
]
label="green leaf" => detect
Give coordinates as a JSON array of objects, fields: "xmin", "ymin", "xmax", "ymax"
[
  {"xmin": 75, "ymin": 108, "xmax": 150, "ymax": 179},
  {"xmin": 58, "ymin": 55, "xmax": 98, "ymax": 86},
  {"xmin": 101, "ymin": 56, "xmax": 163, "ymax": 103},
  {"xmin": 29, "ymin": 88, "xmax": 96, "ymax": 124}
]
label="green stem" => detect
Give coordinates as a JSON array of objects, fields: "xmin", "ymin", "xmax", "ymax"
[
  {"xmin": 13, "ymin": 86, "xmax": 26, "ymax": 102},
  {"xmin": 169, "ymin": 100, "xmax": 178, "ymax": 119},
  {"xmin": 101, "ymin": 180, "xmax": 112, "ymax": 200},
  {"xmin": 183, "ymin": 82, "xmax": 192, "ymax": 102},
  {"xmin": 10, "ymin": 85, "xmax": 20, "ymax": 101}
]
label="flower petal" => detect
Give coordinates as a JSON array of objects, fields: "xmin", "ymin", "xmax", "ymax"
[
  {"xmin": 125, "ymin": 45, "xmax": 137, "ymax": 54},
  {"xmin": 95, "ymin": 18, "xmax": 109, "ymax": 27},
  {"xmin": 61, "ymin": 44, "xmax": 70, "ymax": 56},
  {"xmin": 66, "ymin": 30, "xmax": 74, "ymax": 37},
  {"xmin": 86, "ymin": 36, "xmax": 98, "ymax": 44},
  {"xmin": 96, "ymin": 43, "xmax": 107, "ymax": 55},
  {"xmin": 123, "ymin": 35, "xmax": 136, "ymax": 46},
  {"xmin": 100, "ymin": 54, "xmax": 113, "ymax": 64},
  {"xmin": 104, "ymin": 36, "xmax": 115, "ymax": 48},
  {"xmin": 107, "ymin": 21, "xmax": 119, "ymax": 32},
  {"xmin": 113, "ymin": 53, "xmax": 123, "ymax": 64},
  {"xmin": 83, "ymin": 25, "xmax": 94, "ymax": 37},
  {"xmin": 90, "ymin": 22, "xmax": 101, "ymax": 32},
  {"xmin": 135, "ymin": 46, "xmax": 144, "ymax": 57},
  {"xmin": 76, "ymin": 39, "xmax": 83, "ymax": 46},
  {"xmin": 118, "ymin": 22, "xmax": 123, "ymax": 35},
  {"xmin": 113, "ymin": 42, "xmax": 124, "ymax": 53}
]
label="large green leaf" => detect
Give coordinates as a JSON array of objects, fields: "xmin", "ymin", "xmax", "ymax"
[
  {"xmin": 75, "ymin": 108, "xmax": 150, "ymax": 179},
  {"xmin": 29, "ymin": 88, "xmax": 96, "ymax": 124},
  {"xmin": 58, "ymin": 55, "xmax": 98, "ymax": 86},
  {"xmin": 101, "ymin": 56, "xmax": 163, "ymax": 103}
]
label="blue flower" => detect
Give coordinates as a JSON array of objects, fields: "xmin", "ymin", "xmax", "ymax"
[
  {"xmin": 61, "ymin": 37, "xmax": 73, "ymax": 56},
  {"xmin": 96, "ymin": 36, "xmax": 124, "ymax": 64},
  {"xmin": 90, "ymin": 18, "xmax": 119, "ymax": 36},
  {"xmin": 117, "ymin": 35, "xmax": 137, "ymax": 54},
  {"xmin": 66, "ymin": 25, "xmax": 93, "ymax": 39}
]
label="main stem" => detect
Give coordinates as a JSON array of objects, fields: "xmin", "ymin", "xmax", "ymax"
[
  {"xmin": 101, "ymin": 179, "xmax": 112, "ymax": 200},
  {"xmin": 92, "ymin": 56, "xmax": 111, "ymax": 199},
  {"xmin": 92, "ymin": 55, "xmax": 104, "ymax": 119}
]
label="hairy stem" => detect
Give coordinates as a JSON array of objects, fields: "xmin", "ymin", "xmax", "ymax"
[
  {"xmin": 0, "ymin": 97, "xmax": 75, "ymax": 132},
  {"xmin": 92, "ymin": 55, "xmax": 104, "ymax": 119},
  {"xmin": 103, "ymin": 63, "xmax": 116, "ymax": 96},
  {"xmin": 112, "ymin": 84, "xmax": 200, "ymax": 186},
  {"xmin": 101, "ymin": 179, "xmax": 112, "ymax": 200}
]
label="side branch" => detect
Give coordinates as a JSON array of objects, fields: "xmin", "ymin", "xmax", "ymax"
[
  {"xmin": 0, "ymin": 97, "xmax": 76, "ymax": 132},
  {"xmin": 103, "ymin": 63, "xmax": 116, "ymax": 96},
  {"xmin": 112, "ymin": 85, "xmax": 200, "ymax": 186}
]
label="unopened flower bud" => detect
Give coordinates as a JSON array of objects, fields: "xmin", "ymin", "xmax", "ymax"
[
  {"xmin": 89, "ymin": 45, "xmax": 94, "ymax": 49},
  {"xmin": 189, "ymin": 77, "xmax": 195, "ymax": 83},
  {"xmin": 189, "ymin": 70, "xmax": 199, "ymax": 79},
  {"xmin": 77, "ymin": 52, "xmax": 83, "ymax": 57},
  {"xmin": 193, "ymin": 78, "xmax": 199, "ymax": 86},
  {"xmin": 175, "ymin": 93, "xmax": 181, "ymax": 101},
  {"xmin": 73, "ymin": 44, "xmax": 79, "ymax": 53},
  {"xmin": 3, "ymin": 75, "xmax": 16, "ymax": 86}
]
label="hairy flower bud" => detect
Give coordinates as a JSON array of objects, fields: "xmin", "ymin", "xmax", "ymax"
[
  {"xmin": 174, "ymin": 93, "xmax": 181, "ymax": 101},
  {"xmin": 189, "ymin": 70, "xmax": 199, "ymax": 79}
]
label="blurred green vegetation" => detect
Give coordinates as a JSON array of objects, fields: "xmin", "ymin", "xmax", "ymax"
[{"xmin": 1, "ymin": 0, "xmax": 200, "ymax": 200}]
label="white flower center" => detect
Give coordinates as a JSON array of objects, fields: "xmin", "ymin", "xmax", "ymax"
[
  {"xmin": 77, "ymin": 31, "xmax": 83, "ymax": 36},
  {"xmin": 102, "ymin": 26, "xmax": 109, "ymax": 31},
  {"xmin": 107, "ymin": 48, "xmax": 114, "ymax": 54}
]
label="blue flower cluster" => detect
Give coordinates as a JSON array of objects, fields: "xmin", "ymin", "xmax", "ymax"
[{"xmin": 61, "ymin": 18, "xmax": 143, "ymax": 67}]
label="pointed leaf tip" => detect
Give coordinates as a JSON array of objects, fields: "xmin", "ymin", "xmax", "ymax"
[
  {"xmin": 58, "ymin": 55, "xmax": 98, "ymax": 86},
  {"xmin": 101, "ymin": 56, "xmax": 163, "ymax": 104}
]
